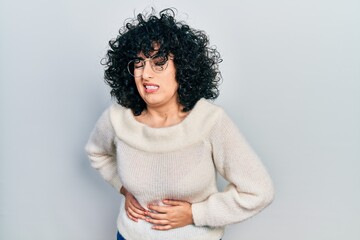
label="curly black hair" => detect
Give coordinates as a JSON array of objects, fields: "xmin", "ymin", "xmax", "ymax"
[{"xmin": 102, "ymin": 8, "xmax": 222, "ymax": 115}]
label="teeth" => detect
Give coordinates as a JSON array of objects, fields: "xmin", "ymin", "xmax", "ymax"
[{"xmin": 145, "ymin": 85, "xmax": 159, "ymax": 90}]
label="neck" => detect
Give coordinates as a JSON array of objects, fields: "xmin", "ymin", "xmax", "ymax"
[{"xmin": 138, "ymin": 101, "xmax": 188, "ymax": 128}]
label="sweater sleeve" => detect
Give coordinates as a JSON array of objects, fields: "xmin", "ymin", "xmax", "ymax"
[
  {"xmin": 85, "ymin": 107, "xmax": 122, "ymax": 193},
  {"xmin": 191, "ymin": 111, "xmax": 274, "ymax": 227}
]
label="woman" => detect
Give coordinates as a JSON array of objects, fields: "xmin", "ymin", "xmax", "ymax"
[{"xmin": 86, "ymin": 8, "xmax": 274, "ymax": 240}]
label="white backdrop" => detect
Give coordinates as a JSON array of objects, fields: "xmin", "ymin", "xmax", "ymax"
[{"xmin": 1, "ymin": 0, "xmax": 359, "ymax": 239}]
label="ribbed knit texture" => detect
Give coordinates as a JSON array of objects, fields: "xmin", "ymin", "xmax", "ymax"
[{"xmin": 85, "ymin": 99, "xmax": 274, "ymax": 240}]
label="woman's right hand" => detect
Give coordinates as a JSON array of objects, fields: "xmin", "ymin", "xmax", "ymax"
[{"xmin": 120, "ymin": 187, "xmax": 146, "ymax": 222}]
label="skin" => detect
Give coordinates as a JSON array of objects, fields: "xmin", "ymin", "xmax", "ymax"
[
  {"xmin": 121, "ymin": 187, "xmax": 193, "ymax": 230},
  {"xmin": 121, "ymin": 49, "xmax": 194, "ymax": 230}
]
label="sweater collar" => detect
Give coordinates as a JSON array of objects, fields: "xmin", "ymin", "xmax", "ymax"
[{"xmin": 109, "ymin": 98, "xmax": 223, "ymax": 153}]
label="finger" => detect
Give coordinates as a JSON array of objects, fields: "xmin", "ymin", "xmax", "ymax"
[
  {"xmin": 163, "ymin": 199, "xmax": 183, "ymax": 206},
  {"xmin": 131, "ymin": 199, "xmax": 146, "ymax": 211},
  {"xmin": 145, "ymin": 211, "xmax": 167, "ymax": 220},
  {"xmin": 126, "ymin": 209, "xmax": 138, "ymax": 222},
  {"xmin": 147, "ymin": 204, "xmax": 169, "ymax": 213},
  {"xmin": 152, "ymin": 225, "xmax": 172, "ymax": 231},
  {"xmin": 145, "ymin": 218, "xmax": 169, "ymax": 225},
  {"xmin": 128, "ymin": 206, "xmax": 145, "ymax": 220},
  {"xmin": 129, "ymin": 202, "xmax": 146, "ymax": 216}
]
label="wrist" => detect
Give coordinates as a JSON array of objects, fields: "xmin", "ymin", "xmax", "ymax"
[
  {"xmin": 188, "ymin": 203, "xmax": 194, "ymax": 225},
  {"xmin": 189, "ymin": 203, "xmax": 195, "ymax": 224},
  {"xmin": 120, "ymin": 186, "xmax": 127, "ymax": 196}
]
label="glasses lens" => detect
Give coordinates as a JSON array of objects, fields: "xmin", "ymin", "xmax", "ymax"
[
  {"xmin": 127, "ymin": 56, "xmax": 170, "ymax": 77},
  {"xmin": 127, "ymin": 59, "xmax": 144, "ymax": 77},
  {"xmin": 127, "ymin": 61, "xmax": 135, "ymax": 76},
  {"xmin": 151, "ymin": 56, "xmax": 168, "ymax": 72}
]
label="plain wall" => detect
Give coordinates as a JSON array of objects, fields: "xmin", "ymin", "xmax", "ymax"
[{"xmin": 1, "ymin": 0, "xmax": 359, "ymax": 239}]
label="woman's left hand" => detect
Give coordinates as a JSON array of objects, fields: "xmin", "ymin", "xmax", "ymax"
[{"xmin": 145, "ymin": 199, "xmax": 193, "ymax": 230}]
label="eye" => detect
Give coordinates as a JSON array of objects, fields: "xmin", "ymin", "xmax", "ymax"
[
  {"xmin": 152, "ymin": 56, "xmax": 167, "ymax": 66},
  {"xmin": 133, "ymin": 59, "xmax": 144, "ymax": 68}
]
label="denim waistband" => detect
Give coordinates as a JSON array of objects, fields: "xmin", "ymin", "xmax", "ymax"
[{"xmin": 117, "ymin": 231, "xmax": 222, "ymax": 240}]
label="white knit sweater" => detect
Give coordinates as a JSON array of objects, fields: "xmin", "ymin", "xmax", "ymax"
[{"xmin": 85, "ymin": 99, "xmax": 274, "ymax": 240}]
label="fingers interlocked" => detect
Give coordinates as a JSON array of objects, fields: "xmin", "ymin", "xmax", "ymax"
[
  {"xmin": 123, "ymin": 191, "xmax": 193, "ymax": 231},
  {"xmin": 144, "ymin": 199, "xmax": 193, "ymax": 230}
]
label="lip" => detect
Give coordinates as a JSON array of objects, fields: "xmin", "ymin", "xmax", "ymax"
[{"xmin": 143, "ymin": 83, "xmax": 160, "ymax": 93}]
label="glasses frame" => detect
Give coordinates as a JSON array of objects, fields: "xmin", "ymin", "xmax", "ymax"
[{"xmin": 127, "ymin": 55, "xmax": 172, "ymax": 77}]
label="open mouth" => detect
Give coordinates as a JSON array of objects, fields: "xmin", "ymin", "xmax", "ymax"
[{"xmin": 144, "ymin": 84, "xmax": 159, "ymax": 93}]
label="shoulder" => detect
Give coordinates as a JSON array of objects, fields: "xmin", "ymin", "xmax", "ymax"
[
  {"xmin": 193, "ymin": 98, "xmax": 225, "ymax": 119},
  {"xmin": 109, "ymin": 102, "xmax": 128, "ymax": 116},
  {"xmin": 192, "ymin": 99, "xmax": 232, "ymax": 130},
  {"xmin": 189, "ymin": 98, "xmax": 226, "ymax": 123},
  {"xmin": 107, "ymin": 102, "xmax": 133, "ymax": 127}
]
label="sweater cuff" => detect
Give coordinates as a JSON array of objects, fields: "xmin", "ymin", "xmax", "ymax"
[{"xmin": 191, "ymin": 201, "xmax": 208, "ymax": 226}]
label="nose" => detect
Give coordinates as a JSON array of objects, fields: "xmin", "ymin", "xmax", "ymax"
[{"xmin": 142, "ymin": 60, "xmax": 153, "ymax": 80}]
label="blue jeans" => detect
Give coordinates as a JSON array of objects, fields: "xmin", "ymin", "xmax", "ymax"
[
  {"xmin": 117, "ymin": 231, "xmax": 222, "ymax": 240},
  {"xmin": 117, "ymin": 231, "xmax": 126, "ymax": 240}
]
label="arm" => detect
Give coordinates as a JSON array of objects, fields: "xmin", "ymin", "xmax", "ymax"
[
  {"xmin": 191, "ymin": 111, "xmax": 275, "ymax": 227},
  {"xmin": 145, "ymin": 111, "xmax": 274, "ymax": 230},
  {"xmin": 85, "ymin": 108, "xmax": 146, "ymax": 221},
  {"xmin": 85, "ymin": 107, "xmax": 122, "ymax": 192}
]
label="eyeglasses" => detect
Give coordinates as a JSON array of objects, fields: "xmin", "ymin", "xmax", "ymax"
[{"xmin": 127, "ymin": 55, "xmax": 172, "ymax": 77}]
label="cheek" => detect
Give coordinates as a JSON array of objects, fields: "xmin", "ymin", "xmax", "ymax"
[
  {"xmin": 135, "ymin": 80, "xmax": 143, "ymax": 92},
  {"xmin": 165, "ymin": 74, "xmax": 178, "ymax": 91},
  {"xmin": 167, "ymin": 79, "xmax": 179, "ymax": 93},
  {"xmin": 165, "ymin": 64, "xmax": 178, "ymax": 91}
]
